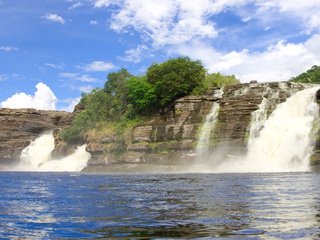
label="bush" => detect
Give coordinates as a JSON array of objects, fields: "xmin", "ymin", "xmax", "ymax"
[
  {"xmin": 126, "ymin": 76, "xmax": 157, "ymax": 113},
  {"xmin": 146, "ymin": 57, "xmax": 205, "ymax": 108}
]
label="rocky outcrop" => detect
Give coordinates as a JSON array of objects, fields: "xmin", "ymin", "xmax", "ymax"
[
  {"xmin": 83, "ymin": 82, "xmax": 312, "ymax": 171},
  {"xmin": 0, "ymin": 108, "xmax": 71, "ymax": 165}
]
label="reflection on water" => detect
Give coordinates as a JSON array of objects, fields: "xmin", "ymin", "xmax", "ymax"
[{"xmin": 0, "ymin": 172, "xmax": 320, "ymax": 239}]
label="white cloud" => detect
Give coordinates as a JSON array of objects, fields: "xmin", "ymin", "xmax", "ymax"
[
  {"xmin": 101, "ymin": 0, "xmax": 224, "ymax": 47},
  {"xmin": 252, "ymin": 0, "xmax": 320, "ymax": 33},
  {"xmin": 80, "ymin": 61, "xmax": 115, "ymax": 72},
  {"xmin": 60, "ymin": 97, "xmax": 81, "ymax": 112},
  {"xmin": 69, "ymin": 2, "xmax": 83, "ymax": 9},
  {"xmin": 119, "ymin": 45, "xmax": 150, "ymax": 63},
  {"xmin": 59, "ymin": 72, "xmax": 98, "ymax": 82},
  {"xmin": 1, "ymin": 82, "xmax": 57, "ymax": 110},
  {"xmin": 43, "ymin": 13, "xmax": 65, "ymax": 25},
  {"xmin": 0, "ymin": 46, "xmax": 19, "ymax": 52},
  {"xmin": 242, "ymin": 16, "xmax": 252, "ymax": 23},
  {"xmin": 171, "ymin": 34, "xmax": 320, "ymax": 82},
  {"xmin": 92, "ymin": 0, "xmax": 320, "ymax": 46},
  {"xmin": 45, "ymin": 63, "xmax": 64, "ymax": 69},
  {"xmin": 92, "ymin": 0, "xmax": 114, "ymax": 8},
  {"xmin": 89, "ymin": 20, "xmax": 98, "ymax": 25}
]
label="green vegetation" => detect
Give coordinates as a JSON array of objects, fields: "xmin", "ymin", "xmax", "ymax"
[
  {"xmin": 62, "ymin": 57, "xmax": 240, "ymax": 142},
  {"xmin": 147, "ymin": 57, "xmax": 205, "ymax": 108},
  {"xmin": 192, "ymin": 73, "xmax": 240, "ymax": 95},
  {"xmin": 290, "ymin": 65, "xmax": 320, "ymax": 83}
]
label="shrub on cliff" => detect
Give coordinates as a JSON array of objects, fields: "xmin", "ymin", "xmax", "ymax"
[
  {"xmin": 146, "ymin": 57, "xmax": 205, "ymax": 109},
  {"xmin": 290, "ymin": 65, "xmax": 320, "ymax": 84},
  {"xmin": 192, "ymin": 73, "xmax": 240, "ymax": 95}
]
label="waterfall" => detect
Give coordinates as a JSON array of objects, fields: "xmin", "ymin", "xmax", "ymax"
[
  {"xmin": 247, "ymin": 98, "xmax": 268, "ymax": 148},
  {"xmin": 196, "ymin": 102, "xmax": 220, "ymax": 156},
  {"xmin": 216, "ymin": 87, "xmax": 320, "ymax": 173},
  {"xmin": 12, "ymin": 132, "xmax": 90, "ymax": 172}
]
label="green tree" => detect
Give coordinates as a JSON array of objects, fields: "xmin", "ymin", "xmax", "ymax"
[
  {"xmin": 146, "ymin": 57, "xmax": 205, "ymax": 109},
  {"xmin": 126, "ymin": 76, "xmax": 157, "ymax": 113},
  {"xmin": 62, "ymin": 89, "xmax": 112, "ymax": 141},
  {"xmin": 104, "ymin": 68, "xmax": 132, "ymax": 117},
  {"xmin": 290, "ymin": 65, "xmax": 320, "ymax": 83}
]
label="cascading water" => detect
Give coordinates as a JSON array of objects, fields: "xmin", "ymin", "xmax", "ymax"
[
  {"xmin": 12, "ymin": 132, "xmax": 90, "ymax": 172},
  {"xmin": 216, "ymin": 87, "xmax": 320, "ymax": 173},
  {"xmin": 196, "ymin": 102, "xmax": 220, "ymax": 156},
  {"xmin": 247, "ymin": 98, "xmax": 268, "ymax": 148}
]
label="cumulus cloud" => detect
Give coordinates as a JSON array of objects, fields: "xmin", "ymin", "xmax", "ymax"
[
  {"xmin": 95, "ymin": 0, "xmax": 223, "ymax": 47},
  {"xmin": 43, "ymin": 13, "xmax": 65, "ymax": 25},
  {"xmin": 1, "ymin": 82, "xmax": 57, "ymax": 110},
  {"xmin": 255, "ymin": 0, "xmax": 320, "ymax": 29},
  {"xmin": 171, "ymin": 34, "xmax": 320, "ymax": 82},
  {"xmin": 59, "ymin": 72, "xmax": 98, "ymax": 82},
  {"xmin": 80, "ymin": 61, "xmax": 115, "ymax": 72},
  {"xmin": 92, "ymin": 0, "xmax": 320, "ymax": 46},
  {"xmin": 91, "ymin": 0, "xmax": 320, "ymax": 82},
  {"xmin": 0, "ymin": 46, "xmax": 19, "ymax": 52}
]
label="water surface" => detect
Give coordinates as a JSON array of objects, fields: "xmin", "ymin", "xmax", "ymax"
[{"xmin": 1, "ymin": 172, "xmax": 320, "ymax": 239}]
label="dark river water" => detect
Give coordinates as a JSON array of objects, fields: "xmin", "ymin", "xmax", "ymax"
[{"xmin": 1, "ymin": 172, "xmax": 320, "ymax": 239}]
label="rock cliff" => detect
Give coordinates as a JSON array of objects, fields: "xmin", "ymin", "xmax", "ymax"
[
  {"xmin": 83, "ymin": 82, "xmax": 312, "ymax": 171},
  {"xmin": 0, "ymin": 108, "xmax": 71, "ymax": 166}
]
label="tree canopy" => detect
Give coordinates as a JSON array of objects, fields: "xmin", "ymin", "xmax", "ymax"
[
  {"xmin": 146, "ymin": 57, "xmax": 206, "ymax": 108},
  {"xmin": 290, "ymin": 65, "xmax": 320, "ymax": 84}
]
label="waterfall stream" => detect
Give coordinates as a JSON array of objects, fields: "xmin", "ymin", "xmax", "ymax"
[
  {"xmin": 216, "ymin": 87, "xmax": 320, "ymax": 172},
  {"xmin": 196, "ymin": 102, "xmax": 220, "ymax": 156},
  {"xmin": 12, "ymin": 132, "xmax": 90, "ymax": 172}
]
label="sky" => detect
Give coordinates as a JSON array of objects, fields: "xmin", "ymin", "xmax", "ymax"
[{"xmin": 1, "ymin": 0, "xmax": 320, "ymax": 111}]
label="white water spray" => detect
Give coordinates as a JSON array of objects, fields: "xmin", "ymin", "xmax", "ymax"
[
  {"xmin": 12, "ymin": 132, "xmax": 90, "ymax": 172},
  {"xmin": 216, "ymin": 87, "xmax": 320, "ymax": 172},
  {"xmin": 196, "ymin": 102, "xmax": 220, "ymax": 155}
]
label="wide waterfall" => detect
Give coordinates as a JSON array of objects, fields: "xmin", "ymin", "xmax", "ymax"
[
  {"xmin": 216, "ymin": 87, "xmax": 320, "ymax": 172},
  {"xmin": 11, "ymin": 132, "xmax": 90, "ymax": 172}
]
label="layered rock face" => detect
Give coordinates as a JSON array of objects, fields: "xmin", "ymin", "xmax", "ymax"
[
  {"xmin": 0, "ymin": 108, "xmax": 71, "ymax": 165},
  {"xmin": 85, "ymin": 95, "xmax": 219, "ymax": 169},
  {"xmin": 84, "ymin": 82, "xmax": 311, "ymax": 171}
]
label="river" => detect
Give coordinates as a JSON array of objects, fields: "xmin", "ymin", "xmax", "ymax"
[{"xmin": 1, "ymin": 172, "xmax": 320, "ymax": 239}]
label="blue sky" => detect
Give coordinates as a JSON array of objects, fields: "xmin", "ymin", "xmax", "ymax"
[{"xmin": 1, "ymin": 0, "xmax": 320, "ymax": 111}]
